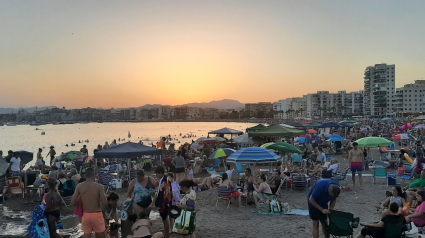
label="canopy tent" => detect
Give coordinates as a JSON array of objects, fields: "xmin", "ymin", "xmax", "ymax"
[
  {"xmin": 354, "ymin": 137, "xmax": 393, "ymax": 148},
  {"xmin": 94, "ymin": 142, "xmax": 162, "ymax": 159},
  {"xmin": 263, "ymin": 142, "xmax": 303, "ymax": 154},
  {"xmin": 338, "ymin": 122, "xmax": 350, "ymax": 128},
  {"xmin": 414, "ymin": 115, "xmax": 425, "ymax": 120},
  {"xmin": 310, "ymin": 122, "xmax": 323, "ymax": 128},
  {"xmin": 245, "ymin": 124, "xmax": 268, "ymax": 132},
  {"xmin": 320, "ymin": 122, "xmax": 341, "ymax": 128},
  {"xmin": 234, "ymin": 134, "xmax": 263, "ymax": 144},
  {"xmin": 248, "ymin": 125, "xmax": 306, "ymax": 137},
  {"xmin": 198, "ymin": 138, "xmax": 221, "ymax": 145},
  {"xmin": 208, "ymin": 128, "xmax": 243, "ymax": 135},
  {"xmin": 292, "ymin": 122, "xmax": 310, "ymax": 128},
  {"xmin": 227, "ymin": 147, "xmax": 279, "ymax": 163}
]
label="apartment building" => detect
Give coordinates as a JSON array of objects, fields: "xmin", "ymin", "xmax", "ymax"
[
  {"xmin": 364, "ymin": 63, "xmax": 396, "ymax": 117},
  {"xmin": 399, "ymin": 80, "xmax": 425, "ymax": 115},
  {"xmin": 245, "ymin": 102, "xmax": 273, "ymax": 118},
  {"xmin": 273, "ymin": 99, "xmax": 292, "ymax": 119}
]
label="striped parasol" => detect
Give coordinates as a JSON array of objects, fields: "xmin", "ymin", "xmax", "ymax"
[{"xmin": 227, "ymin": 147, "xmax": 279, "ymax": 163}]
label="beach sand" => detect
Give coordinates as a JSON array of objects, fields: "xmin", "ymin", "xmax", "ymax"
[{"xmin": 1, "ymin": 150, "xmax": 404, "ymax": 238}]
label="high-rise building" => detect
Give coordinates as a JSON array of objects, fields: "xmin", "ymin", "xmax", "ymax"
[
  {"xmin": 363, "ymin": 63, "xmax": 396, "ymax": 117},
  {"xmin": 399, "ymin": 80, "xmax": 425, "ymax": 115}
]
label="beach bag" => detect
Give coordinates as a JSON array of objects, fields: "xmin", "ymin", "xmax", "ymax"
[
  {"xmin": 28, "ymin": 205, "xmax": 50, "ymax": 238},
  {"xmin": 281, "ymin": 202, "xmax": 292, "ymax": 214},
  {"xmin": 270, "ymin": 200, "xmax": 281, "ymax": 213},
  {"xmin": 74, "ymin": 197, "xmax": 83, "ymax": 217},
  {"xmin": 257, "ymin": 201, "xmax": 270, "ymax": 214},
  {"xmin": 172, "ymin": 208, "xmax": 196, "ymax": 235}
]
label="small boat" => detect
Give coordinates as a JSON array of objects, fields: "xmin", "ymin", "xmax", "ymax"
[
  {"xmin": 6, "ymin": 122, "xmax": 17, "ymax": 126},
  {"xmin": 52, "ymin": 122, "xmax": 59, "ymax": 125},
  {"xmin": 30, "ymin": 122, "xmax": 40, "ymax": 126},
  {"xmin": 41, "ymin": 131, "xmax": 45, "ymax": 135}
]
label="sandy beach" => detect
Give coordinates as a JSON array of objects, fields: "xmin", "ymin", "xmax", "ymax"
[{"xmin": 0, "ymin": 149, "xmax": 402, "ymax": 238}]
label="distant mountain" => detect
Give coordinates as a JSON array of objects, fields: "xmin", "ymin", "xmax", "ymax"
[
  {"xmin": 0, "ymin": 106, "xmax": 56, "ymax": 114},
  {"xmin": 183, "ymin": 99, "xmax": 244, "ymax": 110}
]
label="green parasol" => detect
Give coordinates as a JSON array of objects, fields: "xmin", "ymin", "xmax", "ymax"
[
  {"xmin": 353, "ymin": 137, "xmax": 393, "ymax": 148},
  {"xmin": 213, "ymin": 137, "xmax": 226, "ymax": 142},
  {"xmin": 264, "ymin": 142, "xmax": 303, "ymax": 154},
  {"xmin": 345, "ymin": 119, "xmax": 357, "ymax": 124}
]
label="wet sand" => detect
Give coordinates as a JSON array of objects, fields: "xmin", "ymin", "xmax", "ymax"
[{"xmin": 1, "ymin": 149, "xmax": 402, "ymax": 238}]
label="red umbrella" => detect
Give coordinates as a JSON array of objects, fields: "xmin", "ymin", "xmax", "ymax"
[
  {"xmin": 308, "ymin": 129, "xmax": 317, "ymax": 134},
  {"xmin": 199, "ymin": 138, "xmax": 220, "ymax": 145},
  {"xmin": 300, "ymin": 122, "xmax": 312, "ymax": 125}
]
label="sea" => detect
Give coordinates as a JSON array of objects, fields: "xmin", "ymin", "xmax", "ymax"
[{"xmin": 0, "ymin": 121, "xmax": 256, "ymax": 237}]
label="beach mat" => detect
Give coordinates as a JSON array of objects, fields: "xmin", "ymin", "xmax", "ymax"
[{"xmin": 346, "ymin": 174, "xmax": 373, "ymax": 177}]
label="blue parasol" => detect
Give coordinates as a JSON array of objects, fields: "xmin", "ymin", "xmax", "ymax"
[{"xmin": 227, "ymin": 147, "xmax": 279, "ymax": 164}]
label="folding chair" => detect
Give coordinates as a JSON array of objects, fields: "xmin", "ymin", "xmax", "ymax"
[
  {"xmin": 206, "ymin": 168, "xmax": 223, "ymax": 178},
  {"xmin": 332, "ymin": 167, "xmax": 349, "ymax": 188},
  {"xmin": 24, "ymin": 171, "xmax": 41, "ymax": 201},
  {"xmin": 60, "ymin": 180, "xmax": 76, "ymax": 208},
  {"xmin": 5, "ymin": 176, "xmax": 24, "ymax": 198},
  {"xmin": 216, "ymin": 186, "xmax": 231, "ymax": 209},
  {"xmin": 100, "ymin": 172, "xmax": 116, "ymax": 193},
  {"xmin": 275, "ymin": 179, "xmax": 285, "ymax": 197},
  {"xmin": 373, "ymin": 168, "xmax": 388, "ymax": 185},
  {"xmin": 324, "ymin": 210, "xmax": 359, "ymax": 238},
  {"xmin": 235, "ymin": 163, "xmax": 245, "ymax": 178},
  {"xmin": 384, "ymin": 218, "xmax": 408, "ymax": 238},
  {"xmin": 291, "ymin": 154, "xmax": 304, "ymax": 168}
]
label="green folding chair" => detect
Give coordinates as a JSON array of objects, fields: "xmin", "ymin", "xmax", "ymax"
[
  {"xmin": 325, "ymin": 210, "xmax": 359, "ymax": 238},
  {"xmin": 373, "ymin": 168, "xmax": 388, "ymax": 185},
  {"xmin": 384, "ymin": 218, "xmax": 408, "ymax": 238}
]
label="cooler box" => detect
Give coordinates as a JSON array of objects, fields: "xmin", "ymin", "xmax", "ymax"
[{"xmin": 388, "ymin": 174, "xmax": 397, "ymax": 186}]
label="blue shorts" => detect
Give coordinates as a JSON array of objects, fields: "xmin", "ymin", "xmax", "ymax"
[{"xmin": 351, "ymin": 162, "xmax": 363, "ymax": 172}]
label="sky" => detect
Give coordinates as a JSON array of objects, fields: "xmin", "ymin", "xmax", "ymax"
[{"xmin": 1, "ymin": 1, "xmax": 425, "ymax": 109}]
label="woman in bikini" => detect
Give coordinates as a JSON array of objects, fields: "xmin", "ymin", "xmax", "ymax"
[
  {"xmin": 127, "ymin": 170, "xmax": 157, "ymax": 216},
  {"xmin": 44, "ymin": 178, "xmax": 62, "ymax": 238},
  {"xmin": 127, "ymin": 208, "xmax": 164, "ymax": 238}
]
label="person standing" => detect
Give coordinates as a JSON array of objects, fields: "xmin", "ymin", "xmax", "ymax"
[
  {"xmin": 80, "ymin": 145, "xmax": 88, "ymax": 154},
  {"xmin": 308, "ymin": 180, "xmax": 340, "ymax": 238},
  {"xmin": 71, "ymin": 168, "xmax": 108, "ymax": 238},
  {"xmin": 348, "ymin": 142, "xmax": 365, "ymax": 189},
  {"xmin": 36, "ymin": 148, "xmax": 44, "ymax": 167},
  {"xmin": 102, "ymin": 142, "xmax": 110, "ymax": 150},
  {"xmin": 44, "ymin": 178, "xmax": 63, "ymax": 238},
  {"xmin": 9, "ymin": 152, "xmax": 21, "ymax": 176},
  {"xmin": 46, "ymin": 146, "xmax": 56, "ymax": 166},
  {"xmin": 172, "ymin": 151, "xmax": 186, "ymax": 183},
  {"xmin": 110, "ymin": 140, "xmax": 117, "ymax": 147}
]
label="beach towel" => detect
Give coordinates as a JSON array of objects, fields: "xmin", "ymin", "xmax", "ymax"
[
  {"xmin": 172, "ymin": 209, "xmax": 196, "ymax": 235},
  {"xmin": 28, "ymin": 205, "xmax": 50, "ymax": 238},
  {"xmin": 74, "ymin": 197, "xmax": 83, "ymax": 217}
]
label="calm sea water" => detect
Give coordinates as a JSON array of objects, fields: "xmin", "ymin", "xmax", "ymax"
[
  {"xmin": 0, "ymin": 122, "xmax": 256, "ymax": 237},
  {"xmin": 1, "ymin": 122, "xmax": 256, "ymax": 166}
]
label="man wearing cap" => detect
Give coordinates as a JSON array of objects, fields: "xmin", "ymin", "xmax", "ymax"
[
  {"xmin": 46, "ymin": 146, "xmax": 56, "ymax": 166},
  {"xmin": 308, "ymin": 180, "xmax": 340, "ymax": 238},
  {"xmin": 80, "ymin": 145, "xmax": 88, "ymax": 154}
]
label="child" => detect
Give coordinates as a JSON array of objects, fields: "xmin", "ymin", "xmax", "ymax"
[
  {"xmin": 177, "ymin": 180, "xmax": 197, "ymax": 238},
  {"xmin": 127, "ymin": 208, "xmax": 164, "ymax": 238}
]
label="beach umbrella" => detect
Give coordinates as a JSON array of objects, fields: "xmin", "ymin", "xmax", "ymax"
[
  {"xmin": 58, "ymin": 151, "xmax": 86, "ymax": 162},
  {"xmin": 234, "ymin": 134, "xmax": 253, "ymax": 144},
  {"xmin": 263, "ymin": 142, "xmax": 303, "ymax": 154},
  {"xmin": 401, "ymin": 124, "xmax": 413, "ymax": 130},
  {"xmin": 308, "ymin": 129, "xmax": 318, "ymax": 134},
  {"xmin": 382, "ymin": 117, "xmax": 392, "ymax": 121},
  {"xmin": 212, "ymin": 137, "xmax": 226, "ymax": 142},
  {"xmin": 327, "ymin": 137, "xmax": 345, "ymax": 142},
  {"xmin": 195, "ymin": 137, "xmax": 206, "ymax": 143},
  {"xmin": 415, "ymin": 124, "xmax": 425, "ymax": 129},
  {"xmin": 344, "ymin": 119, "xmax": 357, "ymax": 124},
  {"xmin": 16, "ymin": 151, "xmax": 34, "ymax": 165},
  {"xmin": 392, "ymin": 134, "xmax": 416, "ymax": 141},
  {"xmin": 227, "ymin": 147, "xmax": 280, "ymax": 163},
  {"xmin": 354, "ymin": 137, "xmax": 393, "ymax": 148},
  {"xmin": 198, "ymin": 138, "xmax": 220, "ymax": 145},
  {"xmin": 208, "ymin": 148, "xmax": 236, "ymax": 160},
  {"xmin": 280, "ymin": 123, "xmax": 296, "ymax": 129},
  {"xmin": 329, "ymin": 135, "xmax": 343, "ymax": 140},
  {"xmin": 300, "ymin": 122, "xmax": 312, "ymax": 125}
]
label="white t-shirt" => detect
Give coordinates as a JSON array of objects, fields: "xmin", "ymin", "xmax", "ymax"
[
  {"xmin": 10, "ymin": 157, "xmax": 21, "ymax": 172},
  {"xmin": 328, "ymin": 164, "xmax": 339, "ymax": 174}
]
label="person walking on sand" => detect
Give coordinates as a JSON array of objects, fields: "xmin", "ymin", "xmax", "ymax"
[
  {"xmin": 71, "ymin": 168, "xmax": 108, "ymax": 238},
  {"xmin": 46, "ymin": 146, "xmax": 56, "ymax": 166},
  {"xmin": 308, "ymin": 180, "xmax": 340, "ymax": 238},
  {"xmin": 348, "ymin": 142, "xmax": 365, "ymax": 189}
]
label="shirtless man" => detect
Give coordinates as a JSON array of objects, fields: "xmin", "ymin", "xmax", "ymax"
[
  {"xmin": 242, "ymin": 168, "xmax": 255, "ymax": 194},
  {"xmin": 348, "ymin": 142, "xmax": 365, "ymax": 189},
  {"xmin": 71, "ymin": 168, "xmax": 108, "ymax": 238}
]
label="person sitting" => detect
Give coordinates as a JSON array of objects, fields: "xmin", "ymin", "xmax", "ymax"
[
  {"xmin": 127, "ymin": 208, "xmax": 164, "ymax": 238},
  {"xmin": 380, "ymin": 186, "xmax": 406, "ymax": 219},
  {"xmin": 405, "ymin": 170, "xmax": 425, "ymax": 205},
  {"xmin": 308, "ymin": 164, "xmax": 323, "ymax": 178},
  {"xmin": 267, "ymin": 171, "xmax": 282, "ymax": 194},
  {"xmin": 49, "ymin": 166, "xmax": 59, "ymax": 180},
  {"xmin": 218, "ymin": 173, "xmax": 244, "ymax": 207},
  {"xmin": 406, "ymin": 191, "xmax": 425, "ymax": 227},
  {"xmin": 198, "ymin": 176, "xmax": 220, "ymax": 190},
  {"xmin": 327, "ymin": 159, "xmax": 339, "ymax": 175},
  {"xmin": 253, "ymin": 174, "xmax": 272, "ymax": 206},
  {"xmin": 57, "ymin": 172, "xmax": 67, "ymax": 192},
  {"xmin": 69, "ymin": 169, "xmax": 81, "ymax": 185},
  {"xmin": 242, "ymin": 168, "xmax": 255, "ymax": 193},
  {"xmin": 357, "ymin": 202, "xmax": 406, "ymax": 238}
]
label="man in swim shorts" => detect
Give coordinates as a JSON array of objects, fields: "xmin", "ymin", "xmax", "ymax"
[
  {"xmin": 348, "ymin": 142, "xmax": 365, "ymax": 189},
  {"xmin": 71, "ymin": 168, "xmax": 108, "ymax": 238}
]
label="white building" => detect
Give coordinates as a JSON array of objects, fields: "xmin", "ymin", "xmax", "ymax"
[
  {"xmin": 363, "ymin": 63, "xmax": 396, "ymax": 117},
  {"xmin": 400, "ymin": 80, "xmax": 425, "ymax": 115},
  {"xmin": 273, "ymin": 99, "xmax": 292, "ymax": 119}
]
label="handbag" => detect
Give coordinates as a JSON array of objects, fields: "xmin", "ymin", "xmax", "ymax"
[
  {"xmin": 257, "ymin": 201, "xmax": 270, "ymax": 214},
  {"xmin": 281, "ymin": 202, "xmax": 292, "ymax": 214},
  {"xmin": 172, "ymin": 208, "xmax": 196, "ymax": 235}
]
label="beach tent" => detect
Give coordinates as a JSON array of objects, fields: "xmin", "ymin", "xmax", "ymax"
[
  {"xmin": 94, "ymin": 142, "xmax": 162, "ymax": 159},
  {"xmin": 208, "ymin": 128, "xmax": 243, "ymax": 136},
  {"xmin": 262, "ymin": 142, "xmax": 303, "ymax": 154},
  {"xmin": 234, "ymin": 134, "xmax": 263, "ymax": 144},
  {"xmin": 320, "ymin": 122, "xmax": 341, "ymax": 128},
  {"xmin": 246, "ymin": 124, "xmax": 268, "ymax": 132},
  {"xmin": 248, "ymin": 125, "xmax": 306, "ymax": 137},
  {"xmin": 208, "ymin": 148, "xmax": 236, "ymax": 160},
  {"xmin": 227, "ymin": 147, "xmax": 279, "ymax": 163}
]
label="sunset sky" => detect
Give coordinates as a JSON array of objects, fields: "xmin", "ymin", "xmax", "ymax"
[{"xmin": 1, "ymin": 1, "xmax": 425, "ymax": 108}]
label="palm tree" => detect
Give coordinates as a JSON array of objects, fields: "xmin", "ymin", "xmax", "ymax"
[{"xmin": 298, "ymin": 108, "xmax": 305, "ymax": 118}]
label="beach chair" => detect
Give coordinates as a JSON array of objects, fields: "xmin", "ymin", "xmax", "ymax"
[
  {"xmin": 384, "ymin": 218, "xmax": 408, "ymax": 238},
  {"xmin": 373, "ymin": 168, "xmax": 388, "ymax": 185},
  {"xmin": 60, "ymin": 180, "xmax": 76, "ymax": 208},
  {"xmin": 216, "ymin": 186, "xmax": 231, "ymax": 209},
  {"xmin": 0, "ymin": 177, "xmax": 6, "ymax": 202},
  {"xmin": 332, "ymin": 167, "xmax": 349, "ymax": 188},
  {"xmin": 23, "ymin": 171, "xmax": 40, "ymax": 199},
  {"xmin": 206, "ymin": 168, "xmax": 223, "ymax": 178},
  {"xmin": 291, "ymin": 154, "xmax": 304, "ymax": 167},
  {"xmin": 235, "ymin": 163, "xmax": 245, "ymax": 178},
  {"xmin": 100, "ymin": 172, "xmax": 116, "ymax": 193},
  {"xmin": 324, "ymin": 210, "xmax": 359, "ymax": 238},
  {"xmin": 5, "ymin": 176, "xmax": 24, "ymax": 198},
  {"xmin": 275, "ymin": 179, "xmax": 285, "ymax": 197},
  {"xmin": 291, "ymin": 173, "xmax": 308, "ymax": 191}
]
